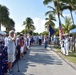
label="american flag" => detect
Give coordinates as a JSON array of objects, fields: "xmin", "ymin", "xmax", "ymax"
[{"xmin": 59, "ymin": 25, "xmax": 62, "ymax": 40}]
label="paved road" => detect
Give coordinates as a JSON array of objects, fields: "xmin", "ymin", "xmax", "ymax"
[{"xmin": 13, "ymin": 45, "xmax": 76, "ymax": 75}]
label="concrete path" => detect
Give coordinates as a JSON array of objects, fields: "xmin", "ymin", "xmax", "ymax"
[{"xmin": 13, "ymin": 45, "xmax": 76, "ymax": 75}]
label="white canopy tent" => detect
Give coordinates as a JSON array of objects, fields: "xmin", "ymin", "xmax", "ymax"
[
  {"xmin": 70, "ymin": 28, "xmax": 76, "ymax": 34},
  {"xmin": 0, "ymin": 31, "xmax": 6, "ymax": 35}
]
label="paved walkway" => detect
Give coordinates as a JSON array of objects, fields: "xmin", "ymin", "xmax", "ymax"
[{"xmin": 13, "ymin": 45, "xmax": 76, "ymax": 75}]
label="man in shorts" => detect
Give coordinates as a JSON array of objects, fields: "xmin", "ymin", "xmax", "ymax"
[{"xmin": 7, "ymin": 30, "xmax": 16, "ymax": 75}]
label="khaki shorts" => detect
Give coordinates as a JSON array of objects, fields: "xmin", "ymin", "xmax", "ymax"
[{"xmin": 8, "ymin": 54, "xmax": 15, "ymax": 62}]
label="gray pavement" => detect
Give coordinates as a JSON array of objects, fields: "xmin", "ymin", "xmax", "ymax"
[{"xmin": 13, "ymin": 45, "xmax": 76, "ymax": 75}]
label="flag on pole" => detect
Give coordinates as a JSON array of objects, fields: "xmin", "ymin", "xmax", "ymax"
[
  {"xmin": 59, "ymin": 24, "xmax": 62, "ymax": 40},
  {"xmin": 49, "ymin": 26, "xmax": 55, "ymax": 37}
]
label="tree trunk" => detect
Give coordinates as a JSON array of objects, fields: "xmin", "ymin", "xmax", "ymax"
[
  {"xmin": 57, "ymin": 12, "xmax": 62, "ymax": 40},
  {"xmin": 70, "ymin": 10, "xmax": 74, "ymax": 25}
]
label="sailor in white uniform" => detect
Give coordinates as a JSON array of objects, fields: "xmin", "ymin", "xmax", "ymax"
[{"xmin": 64, "ymin": 35, "xmax": 69, "ymax": 55}]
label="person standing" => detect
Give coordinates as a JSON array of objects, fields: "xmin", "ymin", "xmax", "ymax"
[
  {"xmin": 24, "ymin": 35, "xmax": 27, "ymax": 54},
  {"xmin": 64, "ymin": 35, "xmax": 70, "ymax": 55},
  {"xmin": 60, "ymin": 39, "xmax": 65, "ymax": 55},
  {"xmin": 27, "ymin": 34, "xmax": 31, "ymax": 50},
  {"xmin": 20, "ymin": 35, "xmax": 24, "ymax": 57},
  {"xmin": 7, "ymin": 30, "xmax": 16, "ymax": 75},
  {"xmin": 44, "ymin": 35, "xmax": 48, "ymax": 49},
  {"xmin": 16, "ymin": 35, "xmax": 21, "ymax": 60},
  {"xmin": 38, "ymin": 35, "xmax": 42, "ymax": 45},
  {"xmin": 5, "ymin": 34, "xmax": 8, "ymax": 48}
]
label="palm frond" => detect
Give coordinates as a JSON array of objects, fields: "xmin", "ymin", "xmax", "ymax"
[
  {"xmin": 45, "ymin": 11, "xmax": 51, "ymax": 16},
  {"xmin": 23, "ymin": 21, "xmax": 26, "ymax": 25},
  {"xmin": 48, "ymin": 6, "xmax": 56, "ymax": 11},
  {"xmin": 45, "ymin": 10, "xmax": 55, "ymax": 16},
  {"xmin": 43, "ymin": 0, "xmax": 52, "ymax": 5},
  {"xmin": 59, "ymin": 12, "xmax": 64, "ymax": 18},
  {"xmin": 45, "ymin": 18, "xmax": 49, "ymax": 20},
  {"xmin": 61, "ymin": 5, "xmax": 70, "ymax": 11}
]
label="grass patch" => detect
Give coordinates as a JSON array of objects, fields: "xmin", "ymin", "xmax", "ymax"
[{"xmin": 54, "ymin": 47, "xmax": 76, "ymax": 65}]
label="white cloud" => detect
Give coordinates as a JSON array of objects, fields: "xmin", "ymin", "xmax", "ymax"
[
  {"xmin": 33, "ymin": 18, "xmax": 46, "ymax": 33},
  {"xmin": 15, "ymin": 18, "xmax": 46, "ymax": 33},
  {"xmin": 63, "ymin": 13, "xmax": 71, "ymax": 17},
  {"xmin": 15, "ymin": 25, "xmax": 25, "ymax": 32}
]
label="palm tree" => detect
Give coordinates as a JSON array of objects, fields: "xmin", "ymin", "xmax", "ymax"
[
  {"xmin": 54, "ymin": 28, "xmax": 59, "ymax": 36},
  {"xmin": 45, "ymin": 13, "xmax": 56, "ymax": 31},
  {"xmin": 43, "ymin": 0, "xmax": 64, "ymax": 39},
  {"xmin": 60, "ymin": 1, "xmax": 76, "ymax": 25},
  {"xmin": 0, "ymin": 4, "xmax": 9, "ymax": 30},
  {"xmin": 62, "ymin": 17, "xmax": 73, "ymax": 34},
  {"xmin": 70, "ymin": 24, "xmax": 76, "ymax": 30},
  {"xmin": 23, "ymin": 17, "xmax": 35, "ymax": 33},
  {"xmin": 30, "ymin": 25, "xmax": 35, "ymax": 31},
  {"xmin": 5, "ymin": 18, "xmax": 15, "ymax": 32}
]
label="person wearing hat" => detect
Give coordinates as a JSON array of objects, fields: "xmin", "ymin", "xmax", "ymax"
[
  {"xmin": 64, "ymin": 35, "xmax": 70, "ymax": 55},
  {"xmin": 7, "ymin": 30, "xmax": 16, "ymax": 75}
]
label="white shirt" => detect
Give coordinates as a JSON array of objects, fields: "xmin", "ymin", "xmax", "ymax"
[
  {"xmin": 0, "ymin": 36, "xmax": 3, "ymax": 42},
  {"xmin": 5, "ymin": 37, "xmax": 8, "ymax": 46},
  {"xmin": 38, "ymin": 36, "xmax": 42, "ymax": 39},
  {"xmin": 7, "ymin": 36, "xmax": 16, "ymax": 54}
]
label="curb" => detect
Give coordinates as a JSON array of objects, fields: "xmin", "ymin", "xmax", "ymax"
[
  {"xmin": 48, "ymin": 47, "xmax": 76, "ymax": 70},
  {"xmin": 54, "ymin": 49, "xmax": 76, "ymax": 70}
]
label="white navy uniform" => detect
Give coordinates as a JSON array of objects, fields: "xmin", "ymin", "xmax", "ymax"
[{"xmin": 64, "ymin": 37, "xmax": 69, "ymax": 55}]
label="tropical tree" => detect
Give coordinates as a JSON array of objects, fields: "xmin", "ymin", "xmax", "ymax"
[
  {"xmin": 43, "ymin": 0, "xmax": 64, "ymax": 39},
  {"xmin": 54, "ymin": 28, "xmax": 59, "ymax": 36},
  {"xmin": 61, "ymin": 0, "xmax": 76, "ymax": 25},
  {"xmin": 45, "ymin": 13, "xmax": 56, "ymax": 31},
  {"xmin": 23, "ymin": 17, "xmax": 35, "ymax": 33},
  {"xmin": 21, "ymin": 29, "xmax": 25, "ymax": 34},
  {"xmin": 5, "ymin": 18, "xmax": 15, "ymax": 32},
  {"xmin": 33, "ymin": 32, "xmax": 39, "ymax": 35},
  {"xmin": 40, "ymin": 31, "xmax": 48, "ymax": 36},
  {"xmin": 30, "ymin": 25, "xmax": 35, "ymax": 32},
  {"xmin": 62, "ymin": 17, "xmax": 73, "ymax": 34},
  {"xmin": 70, "ymin": 24, "xmax": 76, "ymax": 30},
  {"xmin": 0, "ymin": 4, "xmax": 9, "ymax": 30}
]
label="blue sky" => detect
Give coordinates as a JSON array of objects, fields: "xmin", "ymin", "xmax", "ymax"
[{"xmin": 0, "ymin": 0, "xmax": 76, "ymax": 33}]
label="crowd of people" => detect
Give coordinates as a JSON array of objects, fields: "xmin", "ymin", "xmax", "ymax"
[
  {"xmin": 0, "ymin": 28, "xmax": 73, "ymax": 75},
  {"xmin": 0, "ymin": 30, "xmax": 50, "ymax": 75},
  {"xmin": 0, "ymin": 30, "xmax": 32, "ymax": 75}
]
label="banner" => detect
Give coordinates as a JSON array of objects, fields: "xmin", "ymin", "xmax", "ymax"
[{"xmin": 59, "ymin": 25, "xmax": 62, "ymax": 40}]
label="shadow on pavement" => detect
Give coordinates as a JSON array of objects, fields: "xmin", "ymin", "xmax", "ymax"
[
  {"xmin": 13, "ymin": 46, "xmax": 62, "ymax": 75},
  {"xmin": 13, "ymin": 50, "xmax": 32, "ymax": 75},
  {"xmin": 28, "ymin": 53, "xmax": 62, "ymax": 65}
]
